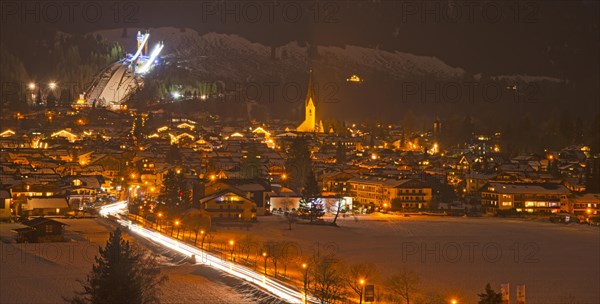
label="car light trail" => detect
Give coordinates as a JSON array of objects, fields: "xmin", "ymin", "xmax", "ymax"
[
  {"xmin": 98, "ymin": 203, "xmax": 316, "ymax": 303},
  {"xmin": 98, "ymin": 201, "xmax": 128, "ymax": 217}
]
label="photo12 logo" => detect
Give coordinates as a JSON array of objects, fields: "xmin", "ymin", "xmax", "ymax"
[
  {"xmin": 1, "ymin": 1, "xmax": 139, "ymax": 24},
  {"xmin": 395, "ymin": 0, "xmax": 540, "ymax": 24},
  {"xmin": 198, "ymin": 0, "xmax": 340, "ymax": 24},
  {"xmin": 217, "ymin": 80, "xmax": 341, "ymax": 104},
  {"xmin": 1, "ymin": 242, "xmax": 98, "ymax": 265},
  {"xmin": 401, "ymin": 241, "xmax": 540, "ymax": 264},
  {"xmin": 398, "ymin": 81, "xmax": 541, "ymax": 104}
]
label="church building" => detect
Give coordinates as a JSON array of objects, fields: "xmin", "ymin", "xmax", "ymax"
[{"xmin": 297, "ymin": 70, "xmax": 324, "ymax": 133}]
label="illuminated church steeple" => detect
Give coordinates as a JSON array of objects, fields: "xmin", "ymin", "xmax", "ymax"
[{"xmin": 297, "ymin": 69, "xmax": 324, "ymax": 133}]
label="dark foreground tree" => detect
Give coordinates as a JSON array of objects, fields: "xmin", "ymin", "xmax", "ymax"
[
  {"xmin": 309, "ymin": 253, "xmax": 347, "ymax": 303},
  {"xmin": 477, "ymin": 283, "xmax": 502, "ymax": 304},
  {"xmin": 385, "ymin": 268, "xmax": 420, "ymax": 304},
  {"xmin": 346, "ymin": 262, "xmax": 377, "ymax": 303},
  {"xmin": 67, "ymin": 228, "xmax": 167, "ymax": 304}
]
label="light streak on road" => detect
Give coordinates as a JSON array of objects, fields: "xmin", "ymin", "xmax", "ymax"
[
  {"xmin": 98, "ymin": 201, "xmax": 128, "ymax": 217},
  {"xmin": 98, "ymin": 203, "xmax": 315, "ymax": 303}
]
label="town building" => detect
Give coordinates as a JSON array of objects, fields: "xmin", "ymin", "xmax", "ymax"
[
  {"xmin": 565, "ymin": 193, "xmax": 600, "ymax": 218},
  {"xmin": 296, "ymin": 70, "xmax": 324, "ymax": 133},
  {"xmin": 199, "ymin": 189, "xmax": 257, "ymax": 221},
  {"xmin": 481, "ymin": 182, "xmax": 570, "ymax": 213},
  {"xmin": 12, "ymin": 218, "xmax": 67, "ymax": 242},
  {"xmin": 348, "ymin": 176, "xmax": 432, "ymax": 210}
]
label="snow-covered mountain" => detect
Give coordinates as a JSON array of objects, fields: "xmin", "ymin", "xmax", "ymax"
[
  {"xmin": 89, "ymin": 27, "xmax": 569, "ymax": 120},
  {"xmin": 93, "ymin": 27, "xmax": 466, "ymax": 83}
]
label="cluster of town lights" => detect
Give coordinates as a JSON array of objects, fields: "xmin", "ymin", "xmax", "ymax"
[{"xmin": 27, "ymin": 82, "xmax": 57, "ymax": 90}]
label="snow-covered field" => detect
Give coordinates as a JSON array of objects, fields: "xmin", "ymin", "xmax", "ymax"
[
  {"xmin": 210, "ymin": 214, "xmax": 600, "ymax": 304},
  {"xmin": 0, "ymin": 219, "xmax": 262, "ymax": 304},
  {"xmin": 2, "ymin": 216, "xmax": 597, "ymax": 303}
]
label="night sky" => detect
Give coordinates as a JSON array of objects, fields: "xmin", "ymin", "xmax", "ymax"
[{"xmin": 1, "ymin": 0, "xmax": 598, "ymax": 117}]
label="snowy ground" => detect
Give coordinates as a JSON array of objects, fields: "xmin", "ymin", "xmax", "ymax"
[
  {"xmin": 208, "ymin": 214, "xmax": 600, "ymax": 304},
  {"xmin": 2, "ymin": 216, "xmax": 598, "ymax": 303},
  {"xmin": 0, "ymin": 218, "xmax": 278, "ymax": 304}
]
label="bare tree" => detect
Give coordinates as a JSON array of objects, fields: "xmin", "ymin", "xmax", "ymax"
[
  {"xmin": 309, "ymin": 254, "xmax": 348, "ymax": 303},
  {"xmin": 280, "ymin": 241, "xmax": 301, "ymax": 276},
  {"xmin": 346, "ymin": 262, "xmax": 378, "ymax": 302},
  {"xmin": 385, "ymin": 268, "xmax": 420, "ymax": 304},
  {"xmin": 331, "ymin": 198, "xmax": 345, "ymax": 226},
  {"xmin": 280, "ymin": 198, "xmax": 294, "ymax": 211},
  {"xmin": 264, "ymin": 241, "xmax": 284, "ymax": 277},
  {"xmin": 238, "ymin": 234, "xmax": 259, "ymax": 262},
  {"xmin": 182, "ymin": 209, "xmax": 211, "ymax": 245},
  {"xmin": 417, "ymin": 291, "xmax": 446, "ymax": 304},
  {"xmin": 286, "ymin": 212, "xmax": 297, "ymax": 230}
]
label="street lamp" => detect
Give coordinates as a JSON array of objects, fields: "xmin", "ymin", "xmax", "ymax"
[
  {"xmin": 451, "ymin": 299, "xmax": 458, "ymax": 304},
  {"xmin": 48, "ymin": 82, "xmax": 57, "ymax": 90},
  {"xmin": 359, "ymin": 279, "xmax": 365, "ymax": 304},
  {"xmin": 262, "ymin": 252, "xmax": 268, "ymax": 275},
  {"xmin": 229, "ymin": 240, "xmax": 235, "ymax": 262},
  {"xmin": 199, "ymin": 230, "xmax": 205, "ymax": 248},
  {"xmin": 302, "ymin": 263, "xmax": 308, "ymax": 304},
  {"xmin": 173, "ymin": 220, "xmax": 180, "ymax": 238},
  {"xmin": 156, "ymin": 212, "xmax": 163, "ymax": 230},
  {"xmin": 28, "ymin": 83, "xmax": 36, "ymax": 90}
]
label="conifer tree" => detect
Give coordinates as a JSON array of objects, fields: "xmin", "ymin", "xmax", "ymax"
[{"xmin": 68, "ymin": 228, "xmax": 166, "ymax": 304}]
